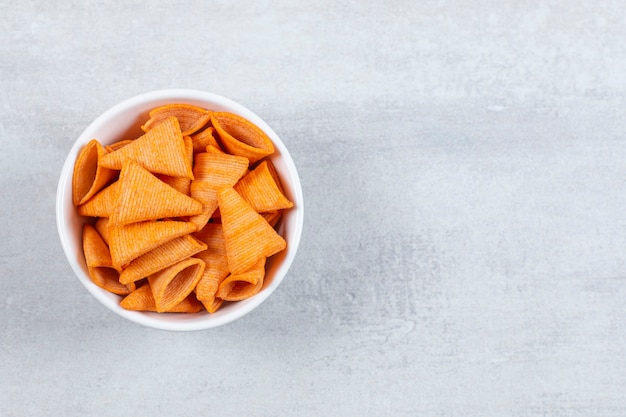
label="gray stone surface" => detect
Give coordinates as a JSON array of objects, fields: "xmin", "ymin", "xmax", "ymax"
[{"xmin": 2, "ymin": 1, "xmax": 626, "ymax": 415}]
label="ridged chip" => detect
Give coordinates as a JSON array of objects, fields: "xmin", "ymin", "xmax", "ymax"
[
  {"xmin": 77, "ymin": 181, "xmax": 120, "ymax": 218},
  {"xmin": 120, "ymin": 283, "xmax": 203, "ymax": 313},
  {"xmin": 193, "ymin": 223, "xmax": 230, "ymax": 313},
  {"xmin": 119, "ymin": 235, "xmax": 207, "ymax": 285},
  {"xmin": 211, "ymin": 112, "xmax": 274, "ymax": 164},
  {"xmin": 188, "ymin": 181, "xmax": 219, "ymax": 230},
  {"xmin": 148, "ymin": 257, "xmax": 205, "ymax": 313},
  {"xmin": 217, "ymin": 257, "xmax": 265, "ymax": 301},
  {"xmin": 141, "ymin": 104, "xmax": 211, "ymax": 136},
  {"xmin": 99, "ymin": 116, "xmax": 193, "ymax": 179},
  {"xmin": 105, "ymin": 139, "xmax": 133, "ymax": 152},
  {"xmin": 108, "ymin": 220, "xmax": 197, "ymax": 270},
  {"xmin": 83, "ymin": 224, "xmax": 133, "ymax": 295},
  {"xmin": 110, "ymin": 160, "xmax": 202, "ymax": 226},
  {"xmin": 261, "ymin": 211, "xmax": 283, "ymax": 229},
  {"xmin": 234, "ymin": 160, "xmax": 293, "ymax": 213},
  {"xmin": 218, "ymin": 187, "xmax": 286, "ymax": 274},
  {"xmin": 72, "ymin": 139, "xmax": 117, "ymax": 206},
  {"xmin": 190, "ymin": 127, "xmax": 221, "ymax": 154},
  {"xmin": 192, "ymin": 148, "xmax": 249, "ymax": 187}
]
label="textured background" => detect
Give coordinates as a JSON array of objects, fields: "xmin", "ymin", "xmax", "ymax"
[{"xmin": 2, "ymin": 1, "xmax": 626, "ymax": 416}]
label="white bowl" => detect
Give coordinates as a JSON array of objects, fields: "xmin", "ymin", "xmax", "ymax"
[{"xmin": 56, "ymin": 89, "xmax": 304, "ymax": 331}]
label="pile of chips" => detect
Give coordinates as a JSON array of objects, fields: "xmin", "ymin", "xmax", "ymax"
[{"xmin": 72, "ymin": 104, "xmax": 293, "ymax": 313}]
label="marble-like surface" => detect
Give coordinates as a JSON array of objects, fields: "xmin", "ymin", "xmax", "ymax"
[{"xmin": 2, "ymin": 1, "xmax": 626, "ymax": 415}]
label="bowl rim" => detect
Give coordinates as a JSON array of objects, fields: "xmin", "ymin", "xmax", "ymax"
[{"xmin": 56, "ymin": 89, "xmax": 304, "ymax": 331}]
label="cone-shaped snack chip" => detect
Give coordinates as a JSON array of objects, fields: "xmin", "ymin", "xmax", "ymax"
[
  {"xmin": 193, "ymin": 223, "xmax": 230, "ymax": 312},
  {"xmin": 148, "ymin": 257, "xmax": 205, "ymax": 313},
  {"xmin": 77, "ymin": 181, "xmax": 120, "ymax": 218},
  {"xmin": 72, "ymin": 139, "xmax": 117, "ymax": 206},
  {"xmin": 83, "ymin": 224, "xmax": 132, "ymax": 295},
  {"xmin": 211, "ymin": 112, "xmax": 274, "ymax": 164},
  {"xmin": 108, "ymin": 220, "xmax": 197, "ymax": 270},
  {"xmin": 120, "ymin": 283, "xmax": 203, "ymax": 312},
  {"xmin": 189, "ymin": 181, "xmax": 219, "ymax": 230},
  {"xmin": 217, "ymin": 258, "xmax": 265, "ymax": 301},
  {"xmin": 94, "ymin": 217, "xmax": 111, "ymax": 245},
  {"xmin": 100, "ymin": 117, "xmax": 193, "ymax": 179},
  {"xmin": 261, "ymin": 211, "xmax": 283, "ymax": 229},
  {"xmin": 192, "ymin": 148, "xmax": 249, "ymax": 187},
  {"xmin": 218, "ymin": 187, "xmax": 286, "ymax": 274},
  {"xmin": 141, "ymin": 104, "xmax": 211, "ymax": 136},
  {"xmin": 110, "ymin": 160, "xmax": 202, "ymax": 226},
  {"xmin": 105, "ymin": 139, "xmax": 133, "ymax": 152},
  {"xmin": 191, "ymin": 127, "xmax": 221, "ymax": 154},
  {"xmin": 234, "ymin": 160, "xmax": 293, "ymax": 213},
  {"xmin": 119, "ymin": 235, "xmax": 207, "ymax": 285},
  {"xmin": 156, "ymin": 175, "xmax": 191, "ymax": 196}
]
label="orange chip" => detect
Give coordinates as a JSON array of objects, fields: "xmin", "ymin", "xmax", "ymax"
[
  {"xmin": 119, "ymin": 235, "xmax": 207, "ymax": 285},
  {"xmin": 148, "ymin": 257, "xmax": 205, "ymax": 312},
  {"xmin": 83, "ymin": 224, "xmax": 114, "ymax": 268},
  {"xmin": 192, "ymin": 149, "xmax": 249, "ymax": 188},
  {"xmin": 100, "ymin": 116, "xmax": 193, "ymax": 179},
  {"xmin": 261, "ymin": 211, "xmax": 282, "ymax": 228},
  {"xmin": 110, "ymin": 160, "xmax": 202, "ymax": 226},
  {"xmin": 191, "ymin": 127, "xmax": 222, "ymax": 154},
  {"xmin": 152, "ymin": 134, "xmax": 193, "ymax": 196},
  {"xmin": 156, "ymin": 174, "xmax": 191, "ymax": 196},
  {"xmin": 108, "ymin": 220, "xmax": 197, "ymax": 270},
  {"xmin": 193, "ymin": 223, "xmax": 229, "ymax": 312},
  {"xmin": 141, "ymin": 104, "xmax": 211, "ymax": 136},
  {"xmin": 234, "ymin": 160, "xmax": 293, "ymax": 213},
  {"xmin": 72, "ymin": 139, "xmax": 117, "ymax": 206},
  {"xmin": 211, "ymin": 112, "xmax": 274, "ymax": 164},
  {"xmin": 83, "ymin": 224, "xmax": 133, "ymax": 295},
  {"xmin": 205, "ymin": 144, "xmax": 225, "ymax": 154},
  {"xmin": 188, "ymin": 181, "xmax": 219, "ymax": 230},
  {"xmin": 218, "ymin": 187, "xmax": 286, "ymax": 274},
  {"xmin": 77, "ymin": 181, "xmax": 120, "ymax": 218},
  {"xmin": 94, "ymin": 217, "xmax": 111, "ymax": 245},
  {"xmin": 120, "ymin": 282, "xmax": 203, "ymax": 313},
  {"xmin": 105, "ymin": 139, "xmax": 133, "ymax": 152},
  {"xmin": 183, "ymin": 134, "xmax": 194, "ymax": 165},
  {"xmin": 217, "ymin": 257, "xmax": 265, "ymax": 301}
]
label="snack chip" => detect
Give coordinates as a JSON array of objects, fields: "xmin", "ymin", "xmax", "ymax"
[
  {"xmin": 77, "ymin": 181, "xmax": 120, "ymax": 218},
  {"xmin": 72, "ymin": 139, "xmax": 117, "ymax": 206},
  {"xmin": 261, "ymin": 211, "xmax": 283, "ymax": 228},
  {"xmin": 190, "ymin": 127, "xmax": 221, "ymax": 154},
  {"xmin": 211, "ymin": 112, "xmax": 274, "ymax": 164},
  {"xmin": 100, "ymin": 116, "xmax": 193, "ymax": 179},
  {"xmin": 105, "ymin": 139, "xmax": 133, "ymax": 152},
  {"xmin": 120, "ymin": 283, "xmax": 203, "ymax": 313},
  {"xmin": 148, "ymin": 257, "xmax": 205, "ymax": 312},
  {"xmin": 110, "ymin": 159, "xmax": 202, "ymax": 226},
  {"xmin": 189, "ymin": 181, "xmax": 219, "ymax": 230},
  {"xmin": 218, "ymin": 186, "xmax": 286, "ymax": 274},
  {"xmin": 119, "ymin": 234, "xmax": 207, "ymax": 285},
  {"xmin": 141, "ymin": 104, "xmax": 211, "ymax": 136},
  {"xmin": 94, "ymin": 217, "xmax": 111, "ymax": 245},
  {"xmin": 193, "ymin": 223, "xmax": 230, "ymax": 312},
  {"xmin": 192, "ymin": 147, "xmax": 249, "ymax": 187},
  {"xmin": 156, "ymin": 174, "xmax": 191, "ymax": 196},
  {"xmin": 234, "ymin": 160, "xmax": 293, "ymax": 213},
  {"xmin": 108, "ymin": 220, "xmax": 197, "ymax": 269},
  {"xmin": 217, "ymin": 257, "xmax": 265, "ymax": 301},
  {"xmin": 83, "ymin": 224, "xmax": 133, "ymax": 294}
]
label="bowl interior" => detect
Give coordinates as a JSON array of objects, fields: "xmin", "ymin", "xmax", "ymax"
[{"xmin": 56, "ymin": 89, "xmax": 303, "ymax": 331}]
